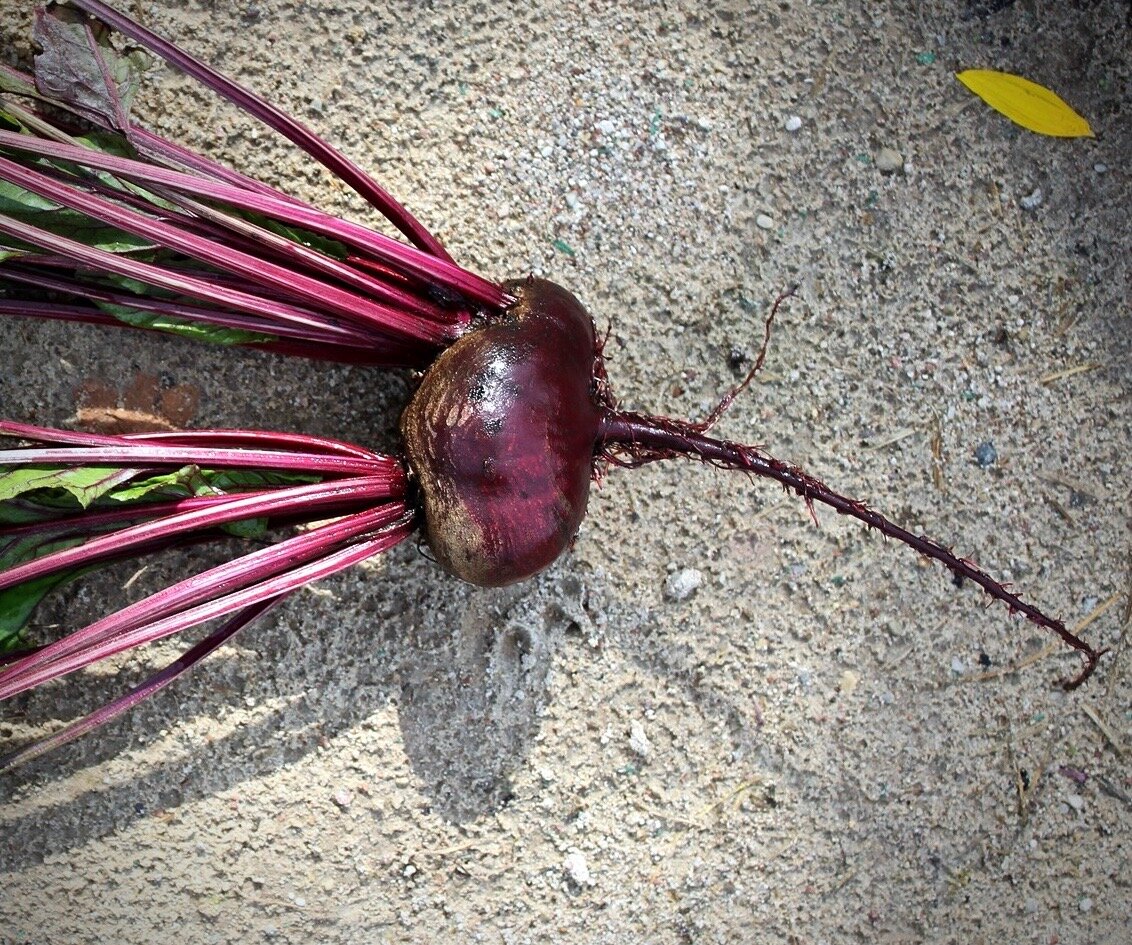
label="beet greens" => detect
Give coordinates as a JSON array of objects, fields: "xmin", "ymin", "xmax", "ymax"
[{"xmin": 0, "ymin": 1, "xmax": 1104, "ymax": 770}]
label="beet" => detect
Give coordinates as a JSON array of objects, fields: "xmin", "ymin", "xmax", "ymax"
[
  {"xmin": 0, "ymin": 1, "xmax": 1107, "ymax": 771},
  {"xmin": 401, "ymin": 278, "xmax": 604, "ymax": 586}
]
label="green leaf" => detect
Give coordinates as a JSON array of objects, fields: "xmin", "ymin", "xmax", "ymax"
[
  {"xmin": 0, "ymin": 465, "xmax": 140, "ymax": 509},
  {"xmin": 0, "ymin": 531, "xmax": 84, "ymax": 572},
  {"xmin": 0, "ymin": 570, "xmax": 81, "ymax": 652},
  {"xmin": 94, "ymin": 301, "xmax": 279, "ymax": 346},
  {"xmin": 105, "ymin": 465, "xmax": 201, "ymax": 503},
  {"xmin": 0, "ymin": 108, "xmax": 23, "ymax": 132},
  {"xmin": 0, "ymin": 498, "xmax": 68, "ymax": 526},
  {"xmin": 102, "ymin": 273, "xmax": 154, "ymax": 296},
  {"xmin": 0, "ymin": 177, "xmax": 61, "ymax": 214},
  {"xmin": 0, "ymin": 531, "xmax": 90, "ymax": 653},
  {"xmin": 250, "ymin": 215, "xmax": 350, "ymax": 260},
  {"xmin": 201, "ymin": 469, "xmax": 320, "ymax": 491},
  {"xmin": 73, "ymin": 130, "xmax": 137, "ymax": 159},
  {"xmin": 0, "ymin": 62, "xmax": 38, "ymax": 97},
  {"xmin": 220, "ymin": 517, "xmax": 268, "ymax": 540},
  {"xmin": 0, "ymin": 178, "xmax": 159, "ymax": 254}
]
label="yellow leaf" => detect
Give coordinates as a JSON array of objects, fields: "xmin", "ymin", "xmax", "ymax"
[{"xmin": 956, "ymin": 69, "xmax": 1094, "ymax": 138}]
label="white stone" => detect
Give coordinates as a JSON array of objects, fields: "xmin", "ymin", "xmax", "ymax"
[
  {"xmin": 875, "ymin": 147, "xmax": 903, "ymax": 173},
  {"xmin": 629, "ymin": 720, "xmax": 652, "ymax": 758},
  {"xmin": 664, "ymin": 568, "xmax": 703, "ymax": 601},
  {"xmin": 563, "ymin": 851, "xmax": 592, "ymax": 886}
]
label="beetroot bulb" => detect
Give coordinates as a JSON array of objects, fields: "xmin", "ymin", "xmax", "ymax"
[{"xmin": 0, "ymin": 2, "xmax": 1104, "ymax": 768}]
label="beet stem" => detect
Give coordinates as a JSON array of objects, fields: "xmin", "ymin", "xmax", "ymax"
[
  {"xmin": 599, "ymin": 411, "xmax": 1103, "ymax": 688},
  {"xmin": 0, "ymin": 212, "xmax": 385, "ymax": 347},
  {"xmin": 0, "ymin": 129, "xmax": 506, "ymax": 310},
  {"xmin": 0, "ymin": 504, "xmax": 410, "ymax": 698},
  {"xmin": 0, "ymin": 596, "xmax": 284, "ymax": 772},
  {"xmin": 0, "ymin": 476, "xmax": 398, "ymax": 595},
  {"xmin": 0, "ymin": 420, "xmax": 385, "ymax": 460},
  {"xmin": 67, "ymin": 0, "xmax": 451, "ymax": 260},
  {"xmin": 0, "ymin": 154, "xmax": 455, "ymax": 347}
]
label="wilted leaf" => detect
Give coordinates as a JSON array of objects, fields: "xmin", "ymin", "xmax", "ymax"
[
  {"xmin": 32, "ymin": 4, "xmax": 149, "ymax": 131},
  {"xmin": 956, "ymin": 69, "xmax": 1094, "ymax": 138}
]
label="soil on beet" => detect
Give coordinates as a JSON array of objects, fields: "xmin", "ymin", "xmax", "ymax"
[{"xmin": 1, "ymin": 2, "xmax": 1129, "ymax": 943}]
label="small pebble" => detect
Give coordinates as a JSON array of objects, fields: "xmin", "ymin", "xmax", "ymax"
[
  {"xmin": 563, "ymin": 851, "xmax": 592, "ymax": 887},
  {"xmin": 875, "ymin": 147, "xmax": 903, "ymax": 173},
  {"xmin": 784, "ymin": 115, "xmax": 802, "ymax": 132},
  {"xmin": 755, "ymin": 213, "xmax": 775, "ymax": 231},
  {"xmin": 1020, "ymin": 187, "xmax": 1043, "ymax": 210},
  {"xmin": 629, "ymin": 720, "xmax": 652, "ymax": 758},
  {"xmin": 664, "ymin": 567, "xmax": 703, "ymax": 601},
  {"xmin": 973, "ymin": 441, "xmax": 997, "ymax": 468}
]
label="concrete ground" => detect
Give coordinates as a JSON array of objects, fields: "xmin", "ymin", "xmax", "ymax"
[{"xmin": 1, "ymin": 1, "xmax": 1129, "ymax": 942}]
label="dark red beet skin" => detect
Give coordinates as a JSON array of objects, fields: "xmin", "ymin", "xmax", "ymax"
[{"xmin": 400, "ymin": 278, "xmax": 603, "ymax": 586}]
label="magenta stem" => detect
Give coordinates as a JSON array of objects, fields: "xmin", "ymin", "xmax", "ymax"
[
  {"xmin": 0, "ymin": 596, "xmax": 284, "ymax": 772},
  {"xmin": 0, "ymin": 129, "xmax": 507, "ymax": 309},
  {"xmin": 0, "ymin": 442, "xmax": 398, "ymax": 478},
  {"xmin": 0, "ymin": 155, "xmax": 456, "ymax": 346},
  {"xmin": 0, "ymin": 476, "xmax": 400, "ymax": 594},
  {"xmin": 68, "ymin": 0, "xmax": 451, "ymax": 260},
  {"xmin": 0, "ymin": 504, "xmax": 409, "ymax": 697},
  {"xmin": 0, "ymin": 213, "xmax": 388, "ymax": 346}
]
